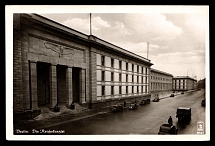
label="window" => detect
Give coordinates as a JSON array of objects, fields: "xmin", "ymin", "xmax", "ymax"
[
  {"xmin": 111, "ymin": 86, "xmax": 114, "ymax": 95},
  {"xmin": 126, "ymin": 86, "xmax": 128, "ymax": 94},
  {"xmin": 137, "ymin": 65, "xmax": 139, "ymax": 73},
  {"xmin": 132, "ymin": 64, "xmax": 134, "ymax": 72},
  {"xmin": 111, "ymin": 58, "xmax": 114, "ymax": 68},
  {"xmin": 102, "ymin": 86, "xmax": 105, "ymax": 95},
  {"xmin": 145, "ymin": 76, "xmax": 147, "ymax": 83},
  {"xmin": 145, "ymin": 68, "xmax": 148, "ymax": 74},
  {"xmin": 137, "ymin": 75, "xmax": 139, "ymax": 83},
  {"xmin": 132, "ymin": 86, "xmax": 134, "ymax": 93},
  {"xmin": 119, "ymin": 86, "xmax": 122, "ymax": 94},
  {"xmin": 132, "ymin": 75, "xmax": 134, "ymax": 82},
  {"xmin": 126, "ymin": 74, "xmax": 128, "ymax": 82},
  {"xmin": 111, "ymin": 72, "xmax": 114, "ymax": 81},
  {"xmin": 142, "ymin": 76, "xmax": 144, "ymax": 83},
  {"xmin": 102, "ymin": 71, "xmax": 105, "ymax": 81},
  {"xmin": 145, "ymin": 86, "xmax": 147, "ymax": 93},
  {"xmin": 137, "ymin": 86, "xmax": 139, "ymax": 93},
  {"xmin": 119, "ymin": 60, "xmax": 122, "ymax": 69},
  {"xmin": 101, "ymin": 56, "xmax": 105, "ymax": 66},
  {"xmin": 142, "ymin": 67, "xmax": 144, "ymax": 74},
  {"xmin": 119, "ymin": 73, "xmax": 122, "ymax": 82},
  {"xmin": 126, "ymin": 63, "xmax": 128, "ymax": 70},
  {"xmin": 142, "ymin": 86, "xmax": 144, "ymax": 93}
]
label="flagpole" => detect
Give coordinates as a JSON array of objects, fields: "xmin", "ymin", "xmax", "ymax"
[
  {"xmin": 90, "ymin": 13, "xmax": 92, "ymax": 35},
  {"xmin": 147, "ymin": 42, "xmax": 149, "ymax": 59}
]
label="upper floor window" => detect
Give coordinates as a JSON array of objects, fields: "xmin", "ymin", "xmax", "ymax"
[
  {"xmin": 119, "ymin": 73, "xmax": 122, "ymax": 82},
  {"xmin": 126, "ymin": 62, "xmax": 128, "ymax": 71},
  {"xmin": 101, "ymin": 56, "xmax": 105, "ymax": 66},
  {"xmin": 119, "ymin": 60, "xmax": 122, "ymax": 69},
  {"xmin": 111, "ymin": 72, "xmax": 114, "ymax": 81},
  {"xmin": 102, "ymin": 71, "xmax": 105, "ymax": 81},
  {"xmin": 111, "ymin": 58, "xmax": 114, "ymax": 68}
]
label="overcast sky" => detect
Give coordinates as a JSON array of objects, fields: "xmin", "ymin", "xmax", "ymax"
[{"xmin": 8, "ymin": 5, "xmax": 209, "ymax": 80}]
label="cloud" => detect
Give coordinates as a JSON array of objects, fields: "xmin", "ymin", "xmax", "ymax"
[
  {"xmin": 64, "ymin": 18, "xmax": 90, "ymax": 34},
  {"xmin": 92, "ymin": 16, "xmax": 111, "ymax": 31},
  {"xmin": 125, "ymin": 13, "xmax": 183, "ymax": 42},
  {"xmin": 150, "ymin": 51, "xmax": 205, "ymax": 79}
]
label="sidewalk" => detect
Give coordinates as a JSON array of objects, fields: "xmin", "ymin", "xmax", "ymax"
[{"xmin": 14, "ymin": 106, "xmax": 111, "ymax": 133}]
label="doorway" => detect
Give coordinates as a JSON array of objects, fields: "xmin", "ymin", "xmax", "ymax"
[
  {"xmin": 37, "ymin": 62, "xmax": 51, "ymax": 106},
  {"xmin": 57, "ymin": 65, "xmax": 67, "ymax": 104},
  {"xmin": 72, "ymin": 67, "xmax": 81, "ymax": 102}
]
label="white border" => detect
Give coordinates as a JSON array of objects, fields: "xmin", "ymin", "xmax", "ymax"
[{"xmin": 6, "ymin": 5, "xmax": 210, "ymax": 141}]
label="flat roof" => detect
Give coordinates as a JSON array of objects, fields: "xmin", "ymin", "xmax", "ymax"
[
  {"xmin": 173, "ymin": 76, "xmax": 197, "ymax": 81},
  {"xmin": 25, "ymin": 14, "xmax": 152, "ymax": 65},
  {"xmin": 177, "ymin": 107, "xmax": 191, "ymax": 110},
  {"xmin": 151, "ymin": 68, "xmax": 173, "ymax": 77}
]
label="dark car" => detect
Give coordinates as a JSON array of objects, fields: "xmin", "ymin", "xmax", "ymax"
[
  {"xmin": 170, "ymin": 94, "xmax": 174, "ymax": 97},
  {"xmin": 181, "ymin": 92, "xmax": 184, "ymax": 94},
  {"xmin": 152, "ymin": 98, "xmax": 159, "ymax": 102},
  {"xmin": 128, "ymin": 103, "xmax": 138, "ymax": 110},
  {"xmin": 111, "ymin": 104, "xmax": 124, "ymax": 112},
  {"xmin": 201, "ymin": 99, "xmax": 205, "ymax": 107},
  {"xmin": 158, "ymin": 124, "xmax": 178, "ymax": 135},
  {"xmin": 176, "ymin": 107, "xmax": 191, "ymax": 121}
]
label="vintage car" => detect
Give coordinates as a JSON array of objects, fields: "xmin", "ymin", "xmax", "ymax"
[
  {"xmin": 111, "ymin": 104, "xmax": 124, "ymax": 112},
  {"xmin": 181, "ymin": 92, "xmax": 184, "ymax": 94},
  {"xmin": 201, "ymin": 99, "xmax": 205, "ymax": 107},
  {"xmin": 139, "ymin": 99, "xmax": 150, "ymax": 105},
  {"xmin": 128, "ymin": 103, "xmax": 138, "ymax": 110},
  {"xmin": 170, "ymin": 94, "xmax": 174, "ymax": 97},
  {"xmin": 152, "ymin": 98, "xmax": 160, "ymax": 102},
  {"xmin": 176, "ymin": 107, "xmax": 191, "ymax": 121},
  {"xmin": 158, "ymin": 124, "xmax": 178, "ymax": 135}
]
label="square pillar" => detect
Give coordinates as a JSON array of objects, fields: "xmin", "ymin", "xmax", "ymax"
[
  {"xmin": 29, "ymin": 61, "xmax": 38, "ymax": 110},
  {"xmin": 66, "ymin": 67, "xmax": 73, "ymax": 105},
  {"xmin": 50, "ymin": 64, "xmax": 57, "ymax": 107},
  {"xmin": 80, "ymin": 69, "xmax": 86, "ymax": 103}
]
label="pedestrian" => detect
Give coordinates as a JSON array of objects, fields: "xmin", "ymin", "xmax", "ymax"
[
  {"xmin": 168, "ymin": 116, "xmax": 173, "ymax": 126},
  {"xmin": 124, "ymin": 101, "xmax": 126, "ymax": 107}
]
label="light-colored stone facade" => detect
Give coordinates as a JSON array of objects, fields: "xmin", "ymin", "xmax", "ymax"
[{"xmin": 13, "ymin": 14, "xmax": 153, "ymax": 121}]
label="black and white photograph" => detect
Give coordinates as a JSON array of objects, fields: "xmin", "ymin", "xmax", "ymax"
[{"xmin": 6, "ymin": 5, "xmax": 209, "ymax": 141}]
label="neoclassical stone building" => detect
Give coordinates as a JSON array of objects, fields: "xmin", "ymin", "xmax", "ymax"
[
  {"xmin": 13, "ymin": 14, "xmax": 153, "ymax": 121},
  {"xmin": 150, "ymin": 68, "xmax": 173, "ymax": 99}
]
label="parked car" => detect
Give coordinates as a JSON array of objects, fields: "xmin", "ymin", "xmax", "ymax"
[
  {"xmin": 140, "ymin": 99, "xmax": 151, "ymax": 105},
  {"xmin": 128, "ymin": 103, "xmax": 138, "ymax": 110},
  {"xmin": 176, "ymin": 107, "xmax": 191, "ymax": 121},
  {"xmin": 139, "ymin": 100, "xmax": 146, "ymax": 105},
  {"xmin": 158, "ymin": 124, "xmax": 178, "ymax": 135},
  {"xmin": 152, "ymin": 98, "xmax": 159, "ymax": 102},
  {"xmin": 181, "ymin": 92, "xmax": 184, "ymax": 94},
  {"xmin": 170, "ymin": 94, "xmax": 174, "ymax": 97},
  {"xmin": 111, "ymin": 104, "xmax": 124, "ymax": 112},
  {"xmin": 201, "ymin": 99, "xmax": 205, "ymax": 107}
]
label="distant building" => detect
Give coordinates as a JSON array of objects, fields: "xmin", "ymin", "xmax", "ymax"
[
  {"xmin": 13, "ymin": 13, "xmax": 153, "ymax": 121},
  {"xmin": 197, "ymin": 78, "xmax": 205, "ymax": 89},
  {"xmin": 150, "ymin": 68, "xmax": 173, "ymax": 99},
  {"xmin": 172, "ymin": 76, "xmax": 197, "ymax": 91}
]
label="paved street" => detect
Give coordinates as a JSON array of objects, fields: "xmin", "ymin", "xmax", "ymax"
[{"xmin": 43, "ymin": 89, "xmax": 205, "ymax": 135}]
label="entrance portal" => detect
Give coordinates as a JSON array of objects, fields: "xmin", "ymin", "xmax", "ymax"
[
  {"xmin": 57, "ymin": 65, "xmax": 67, "ymax": 104},
  {"xmin": 72, "ymin": 67, "xmax": 81, "ymax": 102},
  {"xmin": 37, "ymin": 62, "xmax": 51, "ymax": 106}
]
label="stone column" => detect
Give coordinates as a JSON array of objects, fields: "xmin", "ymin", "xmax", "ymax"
[
  {"xmin": 80, "ymin": 69, "xmax": 86, "ymax": 103},
  {"xmin": 30, "ymin": 61, "xmax": 38, "ymax": 110},
  {"xmin": 49, "ymin": 64, "xmax": 57, "ymax": 107},
  {"xmin": 66, "ymin": 67, "xmax": 73, "ymax": 106}
]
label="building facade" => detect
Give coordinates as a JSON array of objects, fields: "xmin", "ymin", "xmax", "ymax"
[
  {"xmin": 172, "ymin": 76, "xmax": 197, "ymax": 91},
  {"xmin": 13, "ymin": 14, "xmax": 153, "ymax": 121},
  {"xmin": 150, "ymin": 68, "xmax": 173, "ymax": 99}
]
